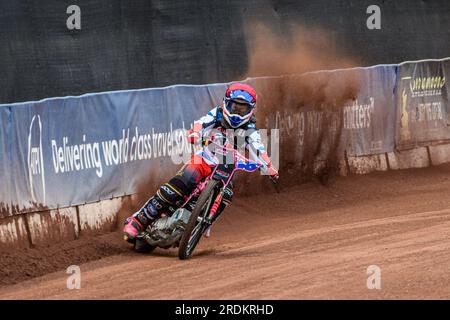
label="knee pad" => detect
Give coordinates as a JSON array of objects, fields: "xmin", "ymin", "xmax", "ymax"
[
  {"xmin": 168, "ymin": 173, "xmax": 201, "ymax": 201},
  {"xmin": 137, "ymin": 182, "xmax": 186, "ymax": 223},
  {"xmin": 136, "ymin": 173, "xmax": 204, "ymax": 228},
  {"xmin": 173, "ymin": 164, "xmax": 205, "ymax": 192}
]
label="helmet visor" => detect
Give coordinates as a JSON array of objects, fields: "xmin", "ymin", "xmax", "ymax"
[{"xmin": 225, "ymin": 99, "xmax": 254, "ymax": 117}]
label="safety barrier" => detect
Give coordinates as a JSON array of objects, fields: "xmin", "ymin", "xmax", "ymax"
[{"xmin": 1, "ymin": 57, "xmax": 449, "ymax": 247}]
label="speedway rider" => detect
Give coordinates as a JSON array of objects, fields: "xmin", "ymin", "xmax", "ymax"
[{"xmin": 123, "ymin": 83, "xmax": 279, "ymax": 243}]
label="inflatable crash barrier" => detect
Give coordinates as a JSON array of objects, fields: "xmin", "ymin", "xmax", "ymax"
[{"xmin": 0, "ymin": 57, "xmax": 449, "ymax": 246}]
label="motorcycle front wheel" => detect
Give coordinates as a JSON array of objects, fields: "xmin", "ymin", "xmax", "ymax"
[{"xmin": 178, "ymin": 179, "xmax": 219, "ymax": 260}]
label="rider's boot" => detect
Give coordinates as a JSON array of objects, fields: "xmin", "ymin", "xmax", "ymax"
[
  {"xmin": 203, "ymin": 185, "xmax": 233, "ymax": 239},
  {"xmin": 123, "ymin": 182, "xmax": 186, "ymax": 243},
  {"xmin": 123, "ymin": 203, "xmax": 157, "ymax": 243}
]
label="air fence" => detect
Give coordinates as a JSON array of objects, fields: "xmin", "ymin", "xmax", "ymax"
[{"xmin": 0, "ymin": 58, "xmax": 449, "ymax": 247}]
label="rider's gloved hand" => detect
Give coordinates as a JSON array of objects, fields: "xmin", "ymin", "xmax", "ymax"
[{"xmin": 186, "ymin": 129, "xmax": 201, "ymax": 144}]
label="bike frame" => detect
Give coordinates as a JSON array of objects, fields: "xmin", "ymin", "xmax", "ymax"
[{"xmin": 180, "ymin": 140, "xmax": 263, "ymax": 221}]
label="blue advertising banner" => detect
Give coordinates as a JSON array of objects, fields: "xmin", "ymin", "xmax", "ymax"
[
  {"xmin": 0, "ymin": 106, "xmax": 12, "ymax": 218},
  {"xmin": 254, "ymin": 64, "xmax": 397, "ymax": 163},
  {"xmin": 0, "ymin": 58, "xmax": 448, "ymax": 214},
  {"xmin": 396, "ymin": 58, "xmax": 450, "ymax": 149},
  {"xmin": 341, "ymin": 65, "xmax": 397, "ymax": 156},
  {"xmin": 2, "ymin": 84, "xmax": 227, "ymax": 213}
]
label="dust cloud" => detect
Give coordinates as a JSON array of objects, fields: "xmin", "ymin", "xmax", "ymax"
[
  {"xmin": 242, "ymin": 23, "xmax": 362, "ymax": 188},
  {"xmin": 245, "ymin": 23, "xmax": 357, "ymax": 78}
]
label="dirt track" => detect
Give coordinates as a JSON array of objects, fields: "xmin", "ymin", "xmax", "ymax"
[{"xmin": 1, "ymin": 164, "xmax": 450, "ymax": 299}]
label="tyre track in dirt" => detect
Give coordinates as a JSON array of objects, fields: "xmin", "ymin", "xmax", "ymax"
[{"xmin": 1, "ymin": 164, "xmax": 450, "ymax": 299}]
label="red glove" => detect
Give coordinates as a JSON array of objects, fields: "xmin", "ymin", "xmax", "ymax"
[{"xmin": 186, "ymin": 129, "xmax": 201, "ymax": 144}]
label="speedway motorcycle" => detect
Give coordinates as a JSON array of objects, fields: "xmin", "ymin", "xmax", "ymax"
[{"xmin": 134, "ymin": 138, "xmax": 278, "ymax": 260}]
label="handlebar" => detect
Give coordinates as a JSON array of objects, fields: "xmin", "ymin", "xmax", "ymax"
[
  {"xmin": 203, "ymin": 139, "xmax": 262, "ymax": 168},
  {"xmin": 201, "ymin": 138, "xmax": 279, "ymax": 192}
]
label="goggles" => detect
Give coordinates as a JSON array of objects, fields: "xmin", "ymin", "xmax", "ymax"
[{"xmin": 225, "ymin": 99, "xmax": 254, "ymax": 116}]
